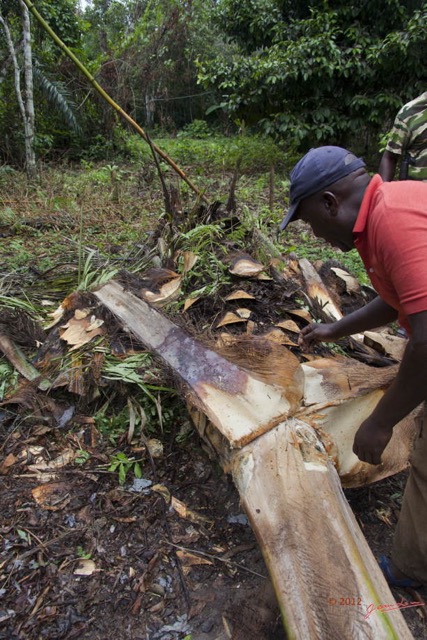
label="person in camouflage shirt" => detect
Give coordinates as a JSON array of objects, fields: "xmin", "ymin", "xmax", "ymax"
[{"xmin": 379, "ymin": 92, "xmax": 427, "ymax": 182}]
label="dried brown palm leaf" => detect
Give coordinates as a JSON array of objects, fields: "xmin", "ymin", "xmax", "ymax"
[
  {"xmin": 59, "ymin": 316, "xmax": 105, "ymax": 351},
  {"xmin": 215, "ymin": 312, "xmax": 248, "ymax": 328},
  {"xmin": 141, "ymin": 276, "xmax": 182, "ymax": 306},
  {"xmin": 225, "ymin": 290, "xmax": 256, "ymax": 301},
  {"xmin": 235, "ymin": 308, "xmax": 252, "ymax": 319},
  {"xmin": 228, "ymin": 253, "xmax": 266, "ymax": 278},
  {"xmin": 330, "ymin": 266, "xmax": 361, "ymax": 294},
  {"xmin": 275, "ymin": 319, "xmax": 300, "ymax": 333},
  {"xmin": 183, "ymin": 297, "xmax": 201, "ymax": 312},
  {"xmin": 286, "ymin": 308, "xmax": 313, "ymax": 323}
]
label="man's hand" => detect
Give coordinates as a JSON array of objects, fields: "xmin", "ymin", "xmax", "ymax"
[
  {"xmin": 352, "ymin": 418, "xmax": 394, "ymax": 465},
  {"xmin": 298, "ymin": 321, "xmax": 341, "ymax": 349},
  {"xmin": 298, "ymin": 298, "xmax": 398, "ymax": 350}
]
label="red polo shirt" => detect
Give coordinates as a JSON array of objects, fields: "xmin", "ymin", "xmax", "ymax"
[{"xmin": 353, "ymin": 175, "xmax": 427, "ymax": 332}]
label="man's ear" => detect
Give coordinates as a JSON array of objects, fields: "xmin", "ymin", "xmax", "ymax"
[{"xmin": 322, "ymin": 191, "xmax": 339, "ymax": 217}]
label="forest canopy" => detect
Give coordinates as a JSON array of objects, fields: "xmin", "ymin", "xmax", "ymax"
[{"xmin": 0, "ymin": 0, "xmax": 426, "ymax": 167}]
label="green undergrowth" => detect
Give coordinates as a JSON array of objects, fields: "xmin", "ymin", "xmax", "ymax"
[
  {"xmin": 280, "ymin": 225, "xmax": 370, "ymax": 285},
  {"xmin": 83, "ymin": 127, "xmax": 295, "ymax": 175},
  {"xmin": 0, "ymin": 132, "xmax": 368, "ymax": 297},
  {"xmin": 0, "ymin": 134, "xmax": 370, "ymax": 453}
]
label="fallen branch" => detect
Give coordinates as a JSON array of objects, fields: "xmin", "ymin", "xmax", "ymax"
[{"xmin": 0, "ymin": 333, "xmax": 50, "ymax": 390}]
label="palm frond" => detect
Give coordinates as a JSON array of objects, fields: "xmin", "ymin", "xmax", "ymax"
[
  {"xmin": 0, "ymin": 293, "xmax": 42, "ymax": 319},
  {"xmin": 179, "ymin": 223, "xmax": 224, "ymax": 253},
  {"xmin": 33, "ymin": 64, "xmax": 82, "ymax": 134},
  {"xmin": 102, "ymin": 354, "xmax": 158, "ymax": 402},
  {"xmin": 77, "ymin": 250, "xmax": 119, "ymax": 291},
  {"xmin": 0, "ymin": 359, "xmax": 17, "ymax": 401}
]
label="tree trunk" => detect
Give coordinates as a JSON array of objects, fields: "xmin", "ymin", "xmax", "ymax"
[
  {"xmin": 145, "ymin": 91, "xmax": 155, "ymax": 128},
  {"xmin": 0, "ymin": 4, "xmax": 36, "ymax": 180},
  {"xmin": 19, "ymin": 0, "xmax": 36, "ymax": 180},
  {"xmin": 231, "ymin": 418, "xmax": 413, "ymax": 640}
]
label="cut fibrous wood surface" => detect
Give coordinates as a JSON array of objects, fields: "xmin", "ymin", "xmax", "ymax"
[
  {"xmin": 231, "ymin": 419, "xmax": 413, "ymax": 640},
  {"xmin": 298, "ymin": 258, "xmax": 344, "ymax": 322},
  {"xmin": 94, "ymin": 281, "xmax": 302, "ymax": 449},
  {"xmin": 364, "ymin": 330, "xmax": 407, "ymax": 361},
  {"xmin": 95, "ymin": 279, "xmax": 415, "ymax": 640},
  {"xmin": 298, "ymin": 356, "xmax": 418, "ymax": 486}
]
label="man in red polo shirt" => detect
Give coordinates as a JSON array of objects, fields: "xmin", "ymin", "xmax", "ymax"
[{"xmin": 280, "ymin": 146, "xmax": 427, "ymax": 589}]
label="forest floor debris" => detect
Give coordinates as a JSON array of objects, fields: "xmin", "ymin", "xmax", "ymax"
[{"xmin": 1, "ymin": 166, "xmax": 427, "ymax": 639}]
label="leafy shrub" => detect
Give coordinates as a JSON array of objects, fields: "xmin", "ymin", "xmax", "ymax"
[
  {"xmin": 0, "ymin": 165, "xmax": 18, "ymax": 187},
  {"xmin": 177, "ymin": 119, "xmax": 213, "ymax": 139},
  {"xmin": 154, "ymin": 133, "xmax": 288, "ymax": 173}
]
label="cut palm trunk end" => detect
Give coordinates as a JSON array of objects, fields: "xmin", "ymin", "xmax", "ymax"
[{"xmin": 95, "ymin": 280, "xmax": 415, "ymax": 640}]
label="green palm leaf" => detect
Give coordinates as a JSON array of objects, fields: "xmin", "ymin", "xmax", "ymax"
[{"xmin": 33, "ymin": 63, "xmax": 82, "ymax": 134}]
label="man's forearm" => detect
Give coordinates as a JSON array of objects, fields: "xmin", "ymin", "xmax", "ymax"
[
  {"xmin": 367, "ymin": 339, "xmax": 427, "ymax": 429},
  {"xmin": 330, "ymin": 297, "xmax": 397, "ymax": 339}
]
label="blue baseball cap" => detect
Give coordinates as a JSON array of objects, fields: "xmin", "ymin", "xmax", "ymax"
[{"xmin": 280, "ymin": 146, "xmax": 366, "ymax": 231}]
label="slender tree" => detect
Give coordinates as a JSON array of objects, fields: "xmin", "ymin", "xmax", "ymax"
[
  {"xmin": 19, "ymin": 0, "xmax": 36, "ymax": 179},
  {"xmin": 0, "ymin": 0, "xmax": 84, "ymax": 166},
  {"xmin": 0, "ymin": 2, "xmax": 36, "ymax": 179}
]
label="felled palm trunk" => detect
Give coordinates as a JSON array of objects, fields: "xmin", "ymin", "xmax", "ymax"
[
  {"xmin": 95, "ymin": 280, "xmax": 415, "ymax": 639},
  {"xmin": 231, "ymin": 420, "xmax": 412, "ymax": 640}
]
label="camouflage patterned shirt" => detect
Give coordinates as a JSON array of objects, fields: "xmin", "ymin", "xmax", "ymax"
[{"xmin": 385, "ymin": 92, "xmax": 427, "ymax": 181}]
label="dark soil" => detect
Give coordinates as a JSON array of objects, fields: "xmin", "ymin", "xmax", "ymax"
[
  {"xmin": 0, "ymin": 419, "xmax": 282, "ymax": 640},
  {"xmin": 1, "ymin": 418, "xmax": 426, "ymax": 640}
]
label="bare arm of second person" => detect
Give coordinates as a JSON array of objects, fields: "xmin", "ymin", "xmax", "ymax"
[{"xmin": 378, "ymin": 149, "xmax": 399, "ymax": 182}]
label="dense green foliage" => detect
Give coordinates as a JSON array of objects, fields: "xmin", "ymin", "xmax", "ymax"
[
  {"xmin": 0, "ymin": 0, "xmax": 425, "ymax": 166},
  {"xmin": 81, "ymin": 0, "xmax": 218, "ymax": 131},
  {"xmin": 198, "ymin": 0, "xmax": 427, "ymax": 152}
]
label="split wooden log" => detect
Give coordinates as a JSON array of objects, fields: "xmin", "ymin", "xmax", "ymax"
[
  {"xmin": 298, "ymin": 357, "xmax": 418, "ymax": 487},
  {"xmin": 94, "ymin": 280, "xmax": 415, "ymax": 640},
  {"xmin": 231, "ymin": 419, "xmax": 413, "ymax": 640}
]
